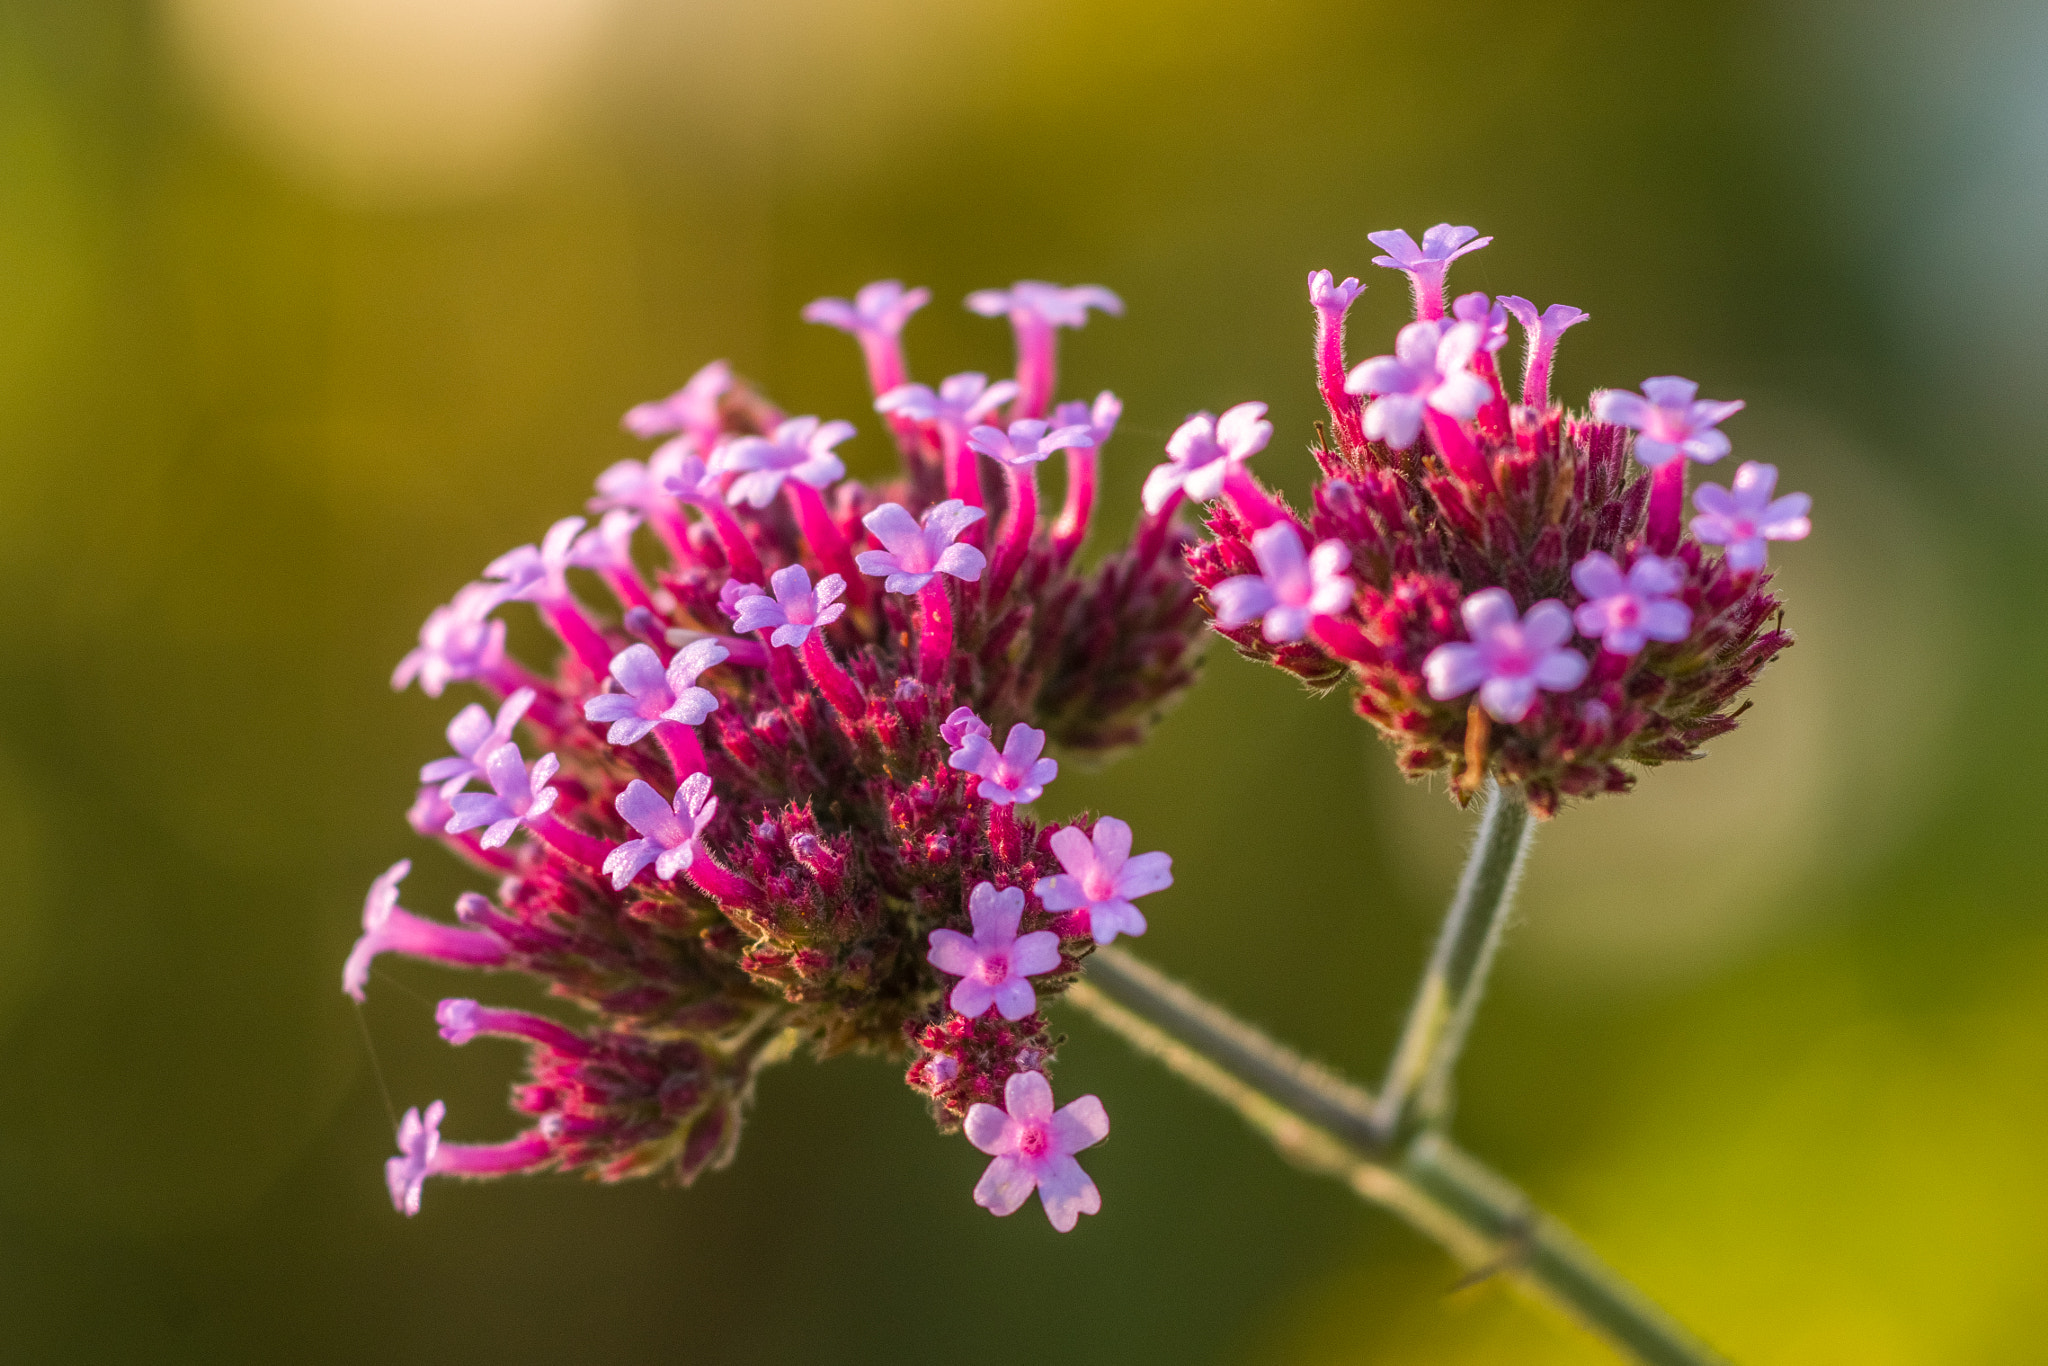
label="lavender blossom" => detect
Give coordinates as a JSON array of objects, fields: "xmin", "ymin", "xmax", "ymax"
[
  {"xmin": 602, "ymin": 774, "xmax": 718, "ymax": 890},
  {"xmin": 386, "ymin": 1100, "xmax": 444, "ymax": 1217},
  {"xmin": 1343, "ymin": 320, "xmax": 1490, "ymax": 451},
  {"xmin": 486, "ymin": 516, "xmax": 587, "ymax": 603},
  {"xmin": 1498, "ymin": 297, "xmax": 1590, "ymax": 409},
  {"xmin": 717, "ymin": 417, "xmax": 853, "ymax": 508},
  {"xmin": 445, "ymin": 743, "xmax": 561, "ymax": 848},
  {"xmin": 1141, "ymin": 403, "xmax": 1274, "ymax": 513},
  {"xmin": 569, "ymin": 509, "xmax": 642, "ymax": 574},
  {"xmin": 964, "ymin": 1071, "xmax": 1110, "ymax": 1232},
  {"xmin": 1209, "ymin": 523, "xmax": 1355, "ymax": 644},
  {"xmin": 875, "ymin": 372, "xmax": 1017, "ymax": 428},
  {"xmin": 940, "ymin": 706, "xmax": 991, "ymax": 750},
  {"xmin": 1034, "ymin": 817, "xmax": 1172, "ymax": 945},
  {"xmin": 1570, "ymin": 552, "xmax": 1692, "ymax": 656},
  {"xmin": 730, "ymin": 565, "xmax": 847, "ymax": 647},
  {"xmin": 342, "ymin": 861, "xmax": 509, "ymax": 1001},
  {"xmin": 856, "ymin": 501, "xmax": 987, "ymax": 593},
  {"xmin": 801, "ymin": 280, "xmax": 931, "ymax": 340},
  {"xmin": 1308, "ymin": 269, "xmax": 1365, "ymax": 315},
  {"xmin": 1052, "ymin": 391, "xmax": 1122, "ymax": 448},
  {"xmin": 1368, "ymin": 224, "xmax": 1493, "ymax": 319},
  {"xmin": 965, "ymin": 418, "xmax": 1094, "ymax": 468},
  {"xmin": 925, "ymin": 882, "xmax": 1062, "ymax": 1021},
  {"xmin": 391, "ymin": 583, "xmax": 508, "ymax": 697},
  {"xmin": 583, "ymin": 641, "xmax": 728, "ymax": 745},
  {"xmin": 949, "ymin": 722, "xmax": 1057, "ymax": 805},
  {"xmin": 622, "ymin": 360, "xmax": 732, "ymax": 442},
  {"xmin": 1690, "ymin": 462, "xmax": 1813, "ymax": 571},
  {"xmin": 420, "ymin": 688, "xmax": 536, "ymax": 796},
  {"xmin": 1423, "ymin": 589, "xmax": 1590, "ymax": 724},
  {"xmin": 1592, "ymin": 376, "xmax": 1744, "ymax": 469},
  {"xmin": 964, "ymin": 282, "xmax": 1124, "ymax": 331},
  {"xmin": 1450, "ymin": 292, "xmax": 1511, "ymax": 354}
]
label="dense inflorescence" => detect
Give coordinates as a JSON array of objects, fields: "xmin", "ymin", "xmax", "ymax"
[
  {"xmin": 1177, "ymin": 226, "xmax": 1813, "ymax": 815},
  {"xmin": 358, "ymin": 279, "xmax": 1199, "ymax": 1229}
]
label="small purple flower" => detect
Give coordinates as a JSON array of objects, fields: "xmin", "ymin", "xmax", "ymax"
[
  {"xmin": 392, "ymin": 582, "xmax": 507, "ymax": 697},
  {"xmin": 623, "ymin": 360, "xmax": 731, "ymax": 441},
  {"xmin": 1052, "ymin": 391, "xmax": 1122, "ymax": 448},
  {"xmin": 949, "ymin": 722, "xmax": 1057, "ymax": 805},
  {"xmin": 802, "ymin": 280, "xmax": 931, "ymax": 339},
  {"xmin": 602, "ymin": 773, "xmax": 718, "ymax": 890},
  {"xmin": 965, "ymin": 418, "xmax": 1094, "ymax": 468},
  {"xmin": 1141, "ymin": 402, "xmax": 1273, "ymax": 514},
  {"xmin": 1591, "ymin": 376, "xmax": 1744, "ymax": 469},
  {"xmin": 1344, "ymin": 320, "xmax": 1490, "ymax": 450},
  {"xmin": 420, "ymin": 687, "xmax": 536, "ymax": 796},
  {"xmin": 1209, "ymin": 523, "xmax": 1355, "ymax": 644},
  {"xmin": 856, "ymin": 501, "xmax": 987, "ymax": 594},
  {"xmin": 343, "ymin": 860, "xmax": 509, "ymax": 1001},
  {"xmin": 926, "ymin": 882, "xmax": 1062, "ymax": 1020},
  {"xmin": 965, "ymin": 281, "xmax": 1124, "ymax": 331},
  {"xmin": 1450, "ymin": 292, "xmax": 1511, "ymax": 354},
  {"xmin": 940, "ymin": 706, "xmax": 991, "ymax": 751},
  {"xmin": 964, "ymin": 1071, "xmax": 1110, "ymax": 1232},
  {"xmin": 655, "ymin": 451, "xmax": 722, "ymax": 506},
  {"xmin": 386, "ymin": 1099, "xmax": 445, "ymax": 1217},
  {"xmin": 1499, "ymin": 298, "xmax": 1589, "ymax": 356},
  {"xmin": 875, "ymin": 372, "xmax": 1017, "ymax": 427},
  {"xmin": 1308, "ymin": 269, "xmax": 1365, "ymax": 314},
  {"xmin": 730, "ymin": 564, "xmax": 847, "ymax": 647},
  {"xmin": 1423, "ymin": 588, "xmax": 1590, "ymax": 724},
  {"xmin": 1368, "ymin": 224, "xmax": 1493, "ymax": 316},
  {"xmin": 716, "ymin": 417, "xmax": 854, "ymax": 509},
  {"xmin": 717, "ymin": 577, "xmax": 762, "ymax": 622},
  {"xmin": 445, "ymin": 743, "xmax": 561, "ymax": 848},
  {"xmin": 1034, "ymin": 817, "xmax": 1172, "ymax": 945},
  {"xmin": 568, "ymin": 509, "xmax": 641, "ymax": 574},
  {"xmin": 485, "ymin": 516, "xmax": 586, "ymax": 603},
  {"xmin": 582, "ymin": 639, "xmax": 728, "ymax": 745},
  {"xmin": 1690, "ymin": 462, "xmax": 1812, "ymax": 571},
  {"xmin": 1571, "ymin": 552, "xmax": 1693, "ymax": 656}
]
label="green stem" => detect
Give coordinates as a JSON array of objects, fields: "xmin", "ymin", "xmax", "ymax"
[
  {"xmin": 1373, "ymin": 779, "xmax": 1535, "ymax": 1139},
  {"xmin": 1068, "ymin": 948, "xmax": 1728, "ymax": 1366}
]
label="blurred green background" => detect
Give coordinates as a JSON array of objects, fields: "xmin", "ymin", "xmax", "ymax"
[{"xmin": 2, "ymin": 0, "xmax": 2044, "ymax": 1361}]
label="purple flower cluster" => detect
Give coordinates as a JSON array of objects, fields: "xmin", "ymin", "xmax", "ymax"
[
  {"xmin": 355, "ymin": 279, "xmax": 1205, "ymax": 1229},
  {"xmin": 1182, "ymin": 225, "xmax": 1812, "ymax": 813}
]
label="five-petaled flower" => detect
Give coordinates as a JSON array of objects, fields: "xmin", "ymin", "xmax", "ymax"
[
  {"xmin": 1570, "ymin": 553, "xmax": 1693, "ymax": 656},
  {"xmin": 949, "ymin": 722, "xmax": 1058, "ymax": 805},
  {"xmin": 1591, "ymin": 376, "xmax": 1745, "ymax": 470},
  {"xmin": 1034, "ymin": 817, "xmax": 1172, "ymax": 945},
  {"xmin": 602, "ymin": 773, "xmax": 718, "ymax": 890},
  {"xmin": 940, "ymin": 705, "xmax": 991, "ymax": 750},
  {"xmin": 875, "ymin": 372, "xmax": 1017, "ymax": 428},
  {"xmin": 964, "ymin": 1071, "xmax": 1110, "ymax": 1232},
  {"xmin": 1498, "ymin": 297, "xmax": 1590, "ymax": 407},
  {"xmin": 1690, "ymin": 462, "xmax": 1812, "ymax": 572},
  {"xmin": 1423, "ymin": 588, "xmax": 1590, "ymax": 724},
  {"xmin": 716, "ymin": 417, "xmax": 854, "ymax": 508},
  {"xmin": 1368, "ymin": 224, "xmax": 1493, "ymax": 318},
  {"xmin": 583, "ymin": 640, "xmax": 728, "ymax": 745},
  {"xmin": 1308, "ymin": 268, "xmax": 1365, "ymax": 314},
  {"xmin": 446, "ymin": 744, "xmax": 561, "ymax": 848},
  {"xmin": 386, "ymin": 1100, "xmax": 444, "ymax": 1217},
  {"xmin": 485, "ymin": 516, "xmax": 586, "ymax": 603},
  {"xmin": 421, "ymin": 688, "xmax": 536, "ymax": 796},
  {"xmin": 1451, "ymin": 292, "xmax": 1511, "ymax": 354},
  {"xmin": 392, "ymin": 582, "xmax": 507, "ymax": 697},
  {"xmin": 856, "ymin": 501, "xmax": 987, "ymax": 593},
  {"xmin": 343, "ymin": 860, "xmax": 509, "ymax": 1002},
  {"xmin": 731, "ymin": 565, "xmax": 848, "ymax": 647},
  {"xmin": 622, "ymin": 360, "xmax": 731, "ymax": 442},
  {"xmin": 965, "ymin": 281, "xmax": 1124, "ymax": 330},
  {"xmin": 801, "ymin": 280, "xmax": 931, "ymax": 339},
  {"xmin": 1344, "ymin": 319, "xmax": 1490, "ymax": 450},
  {"xmin": 966, "ymin": 418, "xmax": 1094, "ymax": 468},
  {"xmin": 1052, "ymin": 391, "xmax": 1122, "ymax": 447},
  {"xmin": 1141, "ymin": 402, "xmax": 1274, "ymax": 513},
  {"xmin": 1208, "ymin": 522, "xmax": 1355, "ymax": 644},
  {"xmin": 926, "ymin": 882, "xmax": 1062, "ymax": 1020}
]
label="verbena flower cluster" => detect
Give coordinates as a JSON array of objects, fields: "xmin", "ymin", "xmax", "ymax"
[
  {"xmin": 357, "ymin": 280, "xmax": 1203, "ymax": 1231},
  {"xmin": 1181, "ymin": 226, "xmax": 1812, "ymax": 814}
]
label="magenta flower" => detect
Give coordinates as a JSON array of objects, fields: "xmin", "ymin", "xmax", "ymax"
[
  {"xmin": 1423, "ymin": 589, "xmax": 1590, "ymax": 723},
  {"xmin": 1209, "ymin": 523, "xmax": 1355, "ymax": 644},
  {"xmin": 1308, "ymin": 269, "xmax": 1365, "ymax": 314},
  {"xmin": 343, "ymin": 860, "xmax": 510, "ymax": 1001},
  {"xmin": 1497, "ymin": 297, "xmax": 1590, "ymax": 408},
  {"xmin": 856, "ymin": 501, "xmax": 987, "ymax": 594},
  {"xmin": 485, "ymin": 516, "xmax": 586, "ymax": 604},
  {"xmin": 965, "ymin": 418, "xmax": 1094, "ymax": 468},
  {"xmin": 445, "ymin": 743, "xmax": 561, "ymax": 848},
  {"xmin": 602, "ymin": 773, "xmax": 718, "ymax": 890},
  {"xmin": 1592, "ymin": 376, "xmax": 1744, "ymax": 470},
  {"xmin": 622, "ymin": 360, "xmax": 731, "ymax": 442},
  {"xmin": 801, "ymin": 280, "xmax": 931, "ymax": 340},
  {"xmin": 1571, "ymin": 552, "xmax": 1693, "ymax": 656},
  {"xmin": 949, "ymin": 722, "xmax": 1057, "ymax": 805},
  {"xmin": 1368, "ymin": 224, "xmax": 1493, "ymax": 318},
  {"xmin": 387, "ymin": 1099, "xmax": 444, "ymax": 1217},
  {"xmin": 1450, "ymin": 292, "xmax": 1511, "ymax": 354},
  {"xmin": 1034, "ymin": 817, "xmax": 1172, "ymax": 945},
  {"xmin": 583, "ymin": 640, "xmax": 727, "ymax": 746},
  {"xmin": 421, "ymin": 687, "xmax": 537, "ymax": 796},
  {"xmin": 1141, "ymin": 402, "xmax": 1273, "ymax": 514},
  {"xmin": 926, "ymin": 882, "xmax": 1062, "ymax": 1020},
  {"xmin": 965, "ymin": 281, "xmax": 1124, "ymax": 330},
  {"xmin": 875, "ymin": 372, "xmax": 1017, "ymax": 428},
  {"xmin": 964, "ymin": 1071, "xmax": 1110, "ymax": 1232},
  {"xmin": 940, "ymin": 705, "xmax": 991, "ymax": 751},
  {"xmin": 392, "ymin": 582, "xmax": 508, "ymax": 697},
  {"xmin": 730, "ymin": 565, "xmax": 847, "ymax": 647},
  {"xmin": 1344, "ymin": 320, "xmax": 1490, "ymax": 450},
  {"xmin": 717, "ymin": 576, "xmax": 762, "ymax": 622},
  {"xmin": 716, "ymin": 417, "xmax": 854, "ymax": 508},
  {"xmin": 1690, "ymin": 462, "xmax": 1812, "ymax": 571},
  {"xmin": 1052, "ymin": 390, "xmax": 1122, "ymax": 448}
]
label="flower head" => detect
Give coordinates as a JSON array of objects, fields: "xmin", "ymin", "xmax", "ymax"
[
  {"xmin": 623, "ymin": 360, "xmax": 731, "ymax": 442},
  {"xmin": 1450, "ymin": 292, "xmax": 1511, "ymax": 354},
  {"xmin": 1308, "ymin": 269, "xmax": 1365, "ymax": 314},
  {"xmin": 802, "ymin": 280, "xmax": 931, "ymax": 339},
  {"xmin": 717, "ymin": 417, "xmax": 854, "ymax": 508},
  {"xmin": 386, "ymin": 1100, "xmax": 445, "ymax": 1217},
  {"xmin": 1422, "ymin": 589, "xmax": 1589, "ymax": 724},
  {"xmin": 343, "ymin": 859, "xmax": 510, "ymax": 1001},
  {"xmin": 1368, "ymin": 223, "xmax": 1492, "ymax": 318},
  {"xmin": 964, "ymin": 1071, "xmax": 1109, "ymax": 1232},
  {"xmin": 875, "ymin": 372, "xmax": 1016, "ymax": 427},
  {"xmin": 583, "ymin": 640, "xmax": 727, "ymax": 746},
  {"xmin": 392, "ymin": 583, "xmax": 507, "ymax": 697},
  {"xmin": 602, "ymin": 774, "xmax": 718, "ymax": 890},
  {"xmin": 949, "ymin": 722, "xmax": 1057, "ymax": 805},
  {"xmin": 1498, "ymin": 297, "xmax": 1589, "ymax": 354},
  {"xmin": 1570, "ymin": 553, "xmax": 1692, "ymax": 656},
  {"xmin": 568, "ymin": 509, "xmax": 642, "ymax": 574},
  {"xmin": 1690, "ymin": 462, "xmax": 1812, "ymax": 571},
  {"xmin": 730, "ymin": 565, "xmax": 847, "ymax": 647},
  {"xmin": 1034, "ymin": 817, "xmax": 1171, "ymax": 944},
  {"xmin": 1141, "ymin": 402, "xmax": 1273, "ymax": 513},
  {"xmin": 965, "ymin": 282, "xmax": 1124, "ymax": 330},
  {"xmin": 926, "ymin": 882, "xmax": 1062, "ymax": 1020},
  {"xmin": 421, "ymin": 688, "xmax": 536, "ymax": 795},
  {"xmin": 485, "ymin": 516, "xmax": 587, "ymax": 603},
  {"xmin": 856, "ymin": 501, "xmax": 987, "ymax": 594},
  {"xmin": 940, "ymin": 706, "xmax": 991, "ymax": 750},
  {"xmin": 1052, "ymin": 390, "xmax": 1122, "ymax": 447},
  {"xmin": 445, "ymin": 743, "xmax": 561, "ymax": 848},
  {"xmin": 1209, "ymin": 523, "xmax": 1354, "ymax": 644},
  {"xmin": 1592, "ymin": 376, "xmax": 1744, "ymax": 469},
  {"xmin": 1344, "ymin": 319, "xmax": 1490, "ymax": 450},
  {"xmin": 965, "ymin": 418, "xmax": 1094, "ymax": 468}
]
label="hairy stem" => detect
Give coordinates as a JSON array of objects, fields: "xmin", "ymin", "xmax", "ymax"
[{"xmin": 1067, "ymin": 949, "xmax": 1726, "ymax": 1366}]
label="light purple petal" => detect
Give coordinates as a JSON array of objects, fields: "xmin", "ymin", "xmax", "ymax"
[
  {"xmin": 1115, "ymin": 850, "xmax": 1173, "ymax": 899},
  {"xmin": 934, "ymin": 543, "xmax": 986, "ymax": 582},
  {"xmin": 1004, "ymin": 1070, "xmax": 1055, "ymax": 1123},
  {"xmin": 1010, "ymin": 930, "xmax": 1063, "ymax": 977},
  {"xmin": 1522, "ymin": 600, "xmax": 1574, "ymax": 650},
  {"xmin": 927, "ymin": 928, "xmax": 981, "ymax": 977},
  {"xmin": 1033, "ymin": 873, "xmax": 1086, "ymax": 913},
  {"xmin": 973, "ymin": 1155, "xmax": 1036, "ymax": 1217},
  {"xmin": 1423, "ymin": 643, "xmax": 1486, "ymax": 700},
  {"xmin": 1088, "ymin": 901, "xmax": 1147, "ymax": 943},
  {"xmin": 969, "ymin": 882, "xmax": 1026, "ymax": 942},
  {"xmin": 964, "ymin": 1103, "xmax": 1016, "ymax": 1155},
  {"xmin": 861, "ymin": 502, "xmax": 922, "ymax": 553},
  {"xmin": 950, "ymin": 978, "xmax": 998, "ymax": 1018},
  {"xmin": 1479, "ymin": 675, "xmax": 1538, "ymax": 723},
  {"xmin": 1034, "ymin": 1155, "xmax": 1101, "ymax": 1232},
  {"xmin": 1210, "ymin": 575, "xmax": 1278, "ymax": 628},
  {"xmin": 1051, "ymin": 1095, "xmax": 1110, "ymax": 1153},
  {"xmin": 991, "ymin": 978, "xmax": 1038, "ymax": 1021},
  {"xmin": 1532, "ymin": 648, "xmax": 1589, "ymax": 691},
  {"xmin": 603, "ymin": 838, "xmax": 661, "ymax": 891}
]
